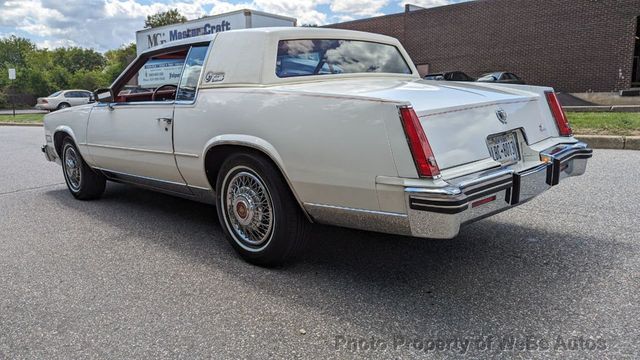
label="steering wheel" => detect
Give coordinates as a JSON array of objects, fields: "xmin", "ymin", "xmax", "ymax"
[{"xmin": 151, "ymin": 84, "xmax": 178, "ymax": 101}]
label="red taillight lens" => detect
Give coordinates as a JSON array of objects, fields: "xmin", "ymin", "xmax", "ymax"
[
  {"xmin": 399, "ymin": 106, "xmax": 440, "ymax": 178},
  {"xmin": 545, "ymin": 92, "xmax": 572, "ymax": 136}
]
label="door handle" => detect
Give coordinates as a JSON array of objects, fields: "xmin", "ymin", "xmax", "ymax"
[{"xmin": 157, "ymin": 117, "xmax": 173, "ymax": 125}]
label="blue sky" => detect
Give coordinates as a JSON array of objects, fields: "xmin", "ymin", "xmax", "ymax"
[{"xmin": 0, "ymin": 0, "xmax": 470, "ymax": 51}]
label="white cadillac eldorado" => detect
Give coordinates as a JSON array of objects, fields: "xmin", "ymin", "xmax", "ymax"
[{"xmin": 42, "ymin": 27, "xmax": 592, "ymax": 266}]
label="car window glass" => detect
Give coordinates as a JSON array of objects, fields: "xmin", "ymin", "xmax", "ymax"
[
  {"xmin": 478, "ymin": 74, "xmax": 495, "ymax": 81},
  {"xmin": 114, "ymin": 48, "xmax": 188, "ymax": 103},
  {"xmin": 63, "ymin": 92, "xmax": 73, "ymax": 98},
  {"xmin": 176, "ymin": 45, "xmax": 208, "ymax": 102},
  {"xmin": 276, "ymin": 39, "xmax": 412, "ymax": 78}
]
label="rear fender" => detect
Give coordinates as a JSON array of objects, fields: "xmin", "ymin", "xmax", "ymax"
[{"xmin": 202, "ymin": 134, "xmax": 311, "ymax": 220}]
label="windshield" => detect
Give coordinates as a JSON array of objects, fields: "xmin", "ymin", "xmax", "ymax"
[
  {"xmin": 276, "ymin": 39, "xmax": 412, "ymax": 78},
  {"xmin": 49, "ymin": 91, "xmax": 62, "ymax": 97}
]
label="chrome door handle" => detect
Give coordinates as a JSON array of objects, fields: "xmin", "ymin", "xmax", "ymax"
[{"xmin": 157, "ymin": 117, "xmax": 173, "ymax": 125}]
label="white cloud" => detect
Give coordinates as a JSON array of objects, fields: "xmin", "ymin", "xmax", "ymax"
[
  {"xmin": 0, "ymin": 0, "xmax": 471, "ymax": 51},
  {"xmin": 37, "ymin": 38, "xmax": 80, "ymax": 49},
  {"xmin": 330, "ymin": 0, "xmax": 388, "ymax": 16},
  {"xmin": 398, "ymin": 0, "xmax": 468, "ymax": 9},
  {"xmin": 252, "ymin": 0, "xmax": 329, "ymax": 26},
  {"xmin": 335, "ymin": 14, "xmax": 355, "ymax": 22}
]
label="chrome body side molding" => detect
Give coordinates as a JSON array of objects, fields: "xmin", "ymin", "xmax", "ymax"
[
  {"xmin": 86, "ymin": 143, "xmax": 174, "ymax": 155},
  {"xmin": 304, "ymin": 203, "xmax": 411, "ymax": 236},
  {"xmin": 95, "ymin": 168, "xmax": 216, "ymax": 204}
]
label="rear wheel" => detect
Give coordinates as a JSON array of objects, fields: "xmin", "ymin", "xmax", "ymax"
[
  {"xmin": 57, "ymin": 102, "xmax": 70, "ymax": 110},
  {"xmin": 215, "ymin": 153, "xmax": 309, "ymax": 266},
  {"xmin": 61, "ymin": 138, "xmax": 106, "ymax": 200}
]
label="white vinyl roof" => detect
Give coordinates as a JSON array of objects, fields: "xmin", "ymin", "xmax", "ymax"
[{"xmin": 139, "ymin": 27, "xmax": 419, "ymax": 86}]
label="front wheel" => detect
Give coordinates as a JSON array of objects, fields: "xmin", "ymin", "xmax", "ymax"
[
  {"xmin": 216, "ymin": 153, "xmax": 309, "ymax": 266},
  {"xmin": 61, "ymin": 139, "xmax": 106, "ymax": 200}
]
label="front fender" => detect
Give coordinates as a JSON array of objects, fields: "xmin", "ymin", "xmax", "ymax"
[{"xmin": 52, "ymin": 125, "xmax": 79, "ymax": 158}]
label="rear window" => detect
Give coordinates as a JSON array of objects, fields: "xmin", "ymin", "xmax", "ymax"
[{"xmin": 276, "ymin": 39, "xmax": 412, "ymax": 78}]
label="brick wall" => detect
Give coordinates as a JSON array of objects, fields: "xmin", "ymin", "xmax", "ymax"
[{"xmin": 328, "ymin": 0, "xmax": 640, "ymax": 93}]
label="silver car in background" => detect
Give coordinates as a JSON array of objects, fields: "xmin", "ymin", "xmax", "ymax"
[{"xmin": 35, "ymin": 90, "xmax": 94, "ymax": 111}]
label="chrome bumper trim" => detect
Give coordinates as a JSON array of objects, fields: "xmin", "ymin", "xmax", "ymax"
[
  {"xmin": 41, "ymin": 144, "xmax": 57, "ymax": 162},
  {"xmin": 405, "ymin": 142, "xmax": 592, "ymax": 239}
]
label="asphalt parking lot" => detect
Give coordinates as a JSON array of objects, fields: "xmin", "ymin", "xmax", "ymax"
[{"xmin": 1, "ymin": 126, "xmax": 639, "ymax": 359}]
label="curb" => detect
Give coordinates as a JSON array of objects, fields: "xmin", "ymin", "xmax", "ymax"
[
  {"xmin": 564, "ymin": 105, "xmax": 640, "ymax": 112},
  {"xmin": 575, "ymin": 135, "xmax": 640, "ymax": 150},
  {"xmin": 0, "ymin": 122, "xmax": 43, "ymax": 127}
]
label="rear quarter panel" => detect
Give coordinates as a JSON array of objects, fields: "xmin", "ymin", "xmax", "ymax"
[{"xmin": 173, "ymin": 88, "xmax": 402, "ymax": 211}]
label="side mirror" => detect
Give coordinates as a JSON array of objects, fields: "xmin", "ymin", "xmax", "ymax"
[{"xmin": 94, "ymin": 88, "xmax": 114, "ymax": 103}]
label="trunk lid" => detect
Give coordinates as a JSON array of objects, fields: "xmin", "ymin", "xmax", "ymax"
[{"xmin": 277, "ymin": 78, "xmax": 558, "ymax": 170}]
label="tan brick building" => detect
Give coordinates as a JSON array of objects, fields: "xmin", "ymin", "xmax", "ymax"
[{"xmin": 328, "ymin": 0, "xmax": 640, "ymax": 93}]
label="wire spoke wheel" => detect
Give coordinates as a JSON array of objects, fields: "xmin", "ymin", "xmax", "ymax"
[
  {"xmin": 224, "ymin": 169, "xmax": 274, "ymax": 249},
  {"xmin": 63, "ymin": 145, "xmax": 81, "ymax": 192}
]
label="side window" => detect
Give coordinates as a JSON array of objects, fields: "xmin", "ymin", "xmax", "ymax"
[
  {"xmin": 63, "ymin": 92, "xmax": 73, "ymax": 98},
  {"xmin": 176, "ymin": 45, "xmax": 209, "ymax": 102},
  {"xmin": 113, "ymin": 48, "xmax": 188, "ymax": 103}
]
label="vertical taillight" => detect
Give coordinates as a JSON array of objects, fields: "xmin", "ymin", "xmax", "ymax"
[
  {"xmin": 399, "ymin": 106, "xmax": 440, "ymax": 178},
  {"xmin": 545, "ymin": 91, "xmax": 572, "ymax": 136}
]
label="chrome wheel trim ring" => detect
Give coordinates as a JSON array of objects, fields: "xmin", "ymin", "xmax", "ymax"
[
  {"xmin": 63, "ymin": 145, "xmax": 81, "ymax": 192},
  {"xmin": 221, "ymin": 166, "xmax": 275, "ymax": 252}
]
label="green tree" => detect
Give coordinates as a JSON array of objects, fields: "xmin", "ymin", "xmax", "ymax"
[
  {"xmin": 0, "ymin": 36, "xmax": 38, "ymax": 102},
  {"xmin": 68, "ymin": 69, "xmax": 108, "ymax": 91},
  {"xmin": 144, "ymin": 9, "xmax": 187, "ymax": 28},
  {"xmin": 52, "ymin": 47, "xmax": 106, "ymax": 74},
  {"xmin": 0, "ymin": 36, "xmax": 140, "ymax": 107},
  {"xmin": 24, "ymin": 49, "xmax": 55, "ymax": 95},
  {"xmin": 0, "ymin": 36, "xmax": 36, "ymax": 68},
  {"xmin": 104, "ymin": 43, "xmax": 137, "ymax": 84}
]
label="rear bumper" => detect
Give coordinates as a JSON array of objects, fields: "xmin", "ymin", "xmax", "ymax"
[{"xmin": 405, "ymin": 142, "xmax": 592, "ymax": 238}]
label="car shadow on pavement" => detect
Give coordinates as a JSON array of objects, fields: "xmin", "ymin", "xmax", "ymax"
[{"xmin": 45, "ymin": 182, "xmax": 627, "ymax": 347}]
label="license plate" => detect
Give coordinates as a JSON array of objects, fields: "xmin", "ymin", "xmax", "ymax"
[{"xmin": 487, "ymin": 132, "xmax": 520, "ymax": 164}]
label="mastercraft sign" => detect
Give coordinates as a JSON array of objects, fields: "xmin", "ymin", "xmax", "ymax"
[{"xmin": 135, "ymin": 9, "xmax": 296, "ymax": 56}]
